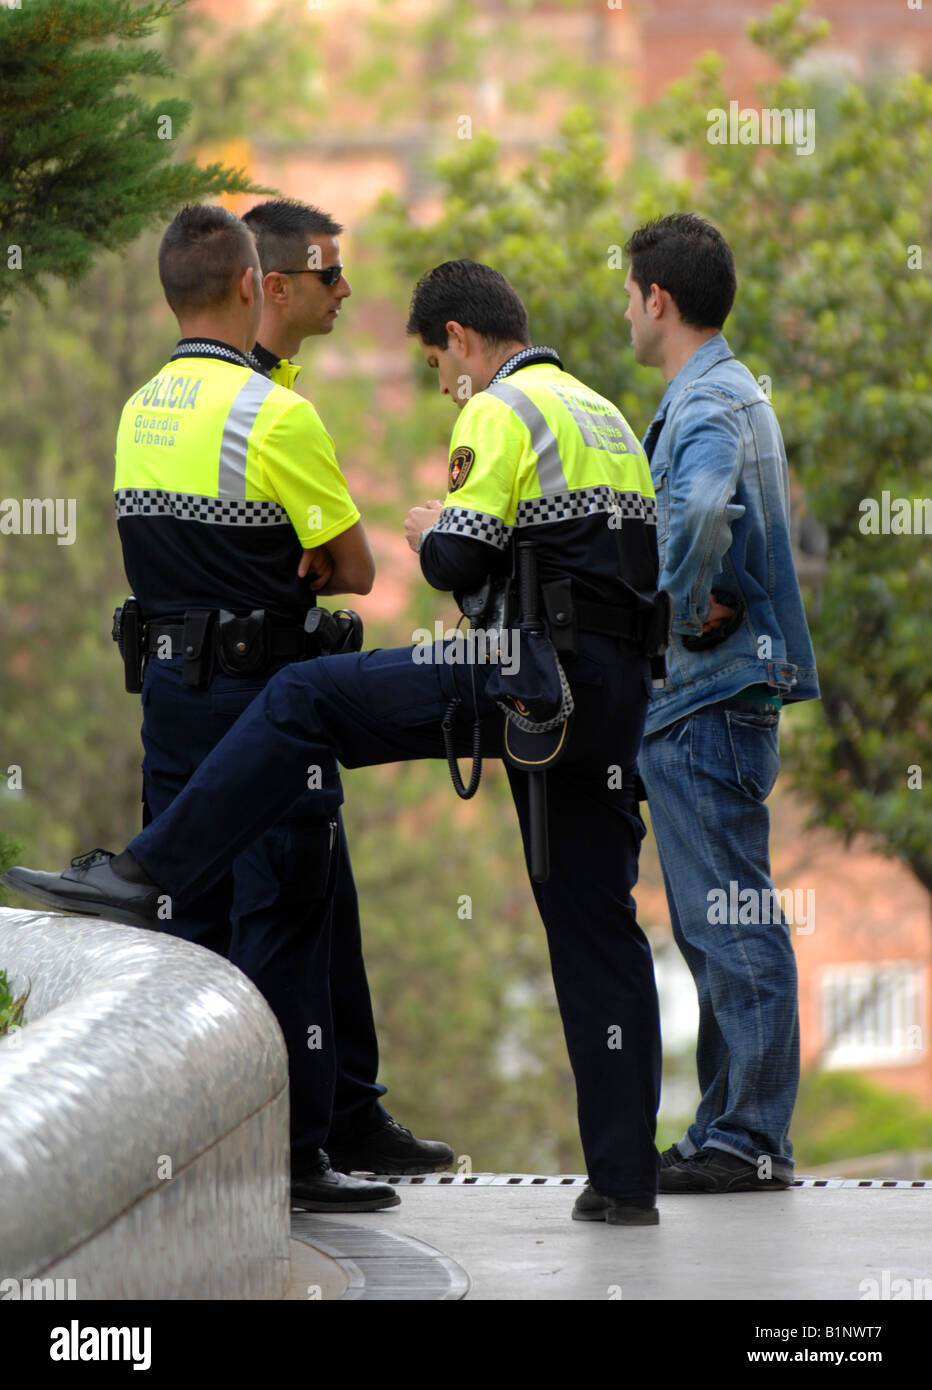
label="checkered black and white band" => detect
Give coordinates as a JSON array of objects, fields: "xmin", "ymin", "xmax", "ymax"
[
  {"xmin": 487, "ymin": 346, "xmax": 563, "ymax": 386},
  {"xmin": 516, "ymin": 486, "xmax": 657, "ymax": 527},
  {"xmin": 432, "ymin": 487, "xmax": 656, "ymax": 550},
  {"xmin": 432, "ymin": 506, "xmax": 511, "ymax": 549},
  {"xmin": 115, "ymin": 488, "xmax": 289, "ymax": 526},
  {"xmin": 170, "ymin": 341, "xmax": 255, "ymax": 369}
]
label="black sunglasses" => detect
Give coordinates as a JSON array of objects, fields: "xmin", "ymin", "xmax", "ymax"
[{"xmin": 273, "ymin": 264, "xmax": 344, "ymax": 287}]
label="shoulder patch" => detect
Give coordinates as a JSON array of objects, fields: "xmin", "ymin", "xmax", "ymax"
[{"xmin": 449, "ymin": 445, "xmax": 475, "ymax": 492}]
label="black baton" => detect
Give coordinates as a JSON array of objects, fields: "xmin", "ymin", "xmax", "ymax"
[{"xmin": 516, "ymin": 540, "xmax": 549, "ymax": 883}]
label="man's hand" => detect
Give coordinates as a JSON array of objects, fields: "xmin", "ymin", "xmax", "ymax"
[
  {"xmin": 701, "ymin": 597, "xmax": 737, "ymax": 633},
  {"xmin": 298, "ymin": 544, "xmax": 334, "ymax": 591},
  {"xmin": 404, "ymin": 499, "xmax": 443, "ymax": 553}
]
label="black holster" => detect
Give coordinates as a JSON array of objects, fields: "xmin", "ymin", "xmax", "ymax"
[
  {"xmin": 112, "ymin": 596, "xmax": 144, "ymax": 694},
  {"xmin": 645, "ymin": 590, "xmax": 673, "ymax": 687},
  {"xmin": 460, "ymin": 574, "xmax": 511, "ymax": 631},
  {"xmin": 304, "ymin": 606, "xmax": 364, "ymax": 657}
]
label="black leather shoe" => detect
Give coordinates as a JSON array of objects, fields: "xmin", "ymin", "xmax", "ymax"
[
  {"xmin": 1, "ymin": 850, "xmax": 162, "ymax": 930},
  {"xmin": 659, "ymin": 1142, "xmax": 685, "ymax": 1169},
  {"xmin": 572, "ymin": 1185, "xmax": 659, "ymax": 1226},
  {"xmin": 326, "ymin": 1119, "xmax": 453, "ymax": 1176},
  {"xmin": 659, "ymin": 1147, "xmax": 792, "ymax": 1193},
  {"xmin": 291, "ymin": 1153, "xmax": 401, "ymax": 1212}
]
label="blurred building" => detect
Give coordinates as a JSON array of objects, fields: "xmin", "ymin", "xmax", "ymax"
[{"xmin": 204, "ymin": 0, "xmax": 932, "ymax": 227}]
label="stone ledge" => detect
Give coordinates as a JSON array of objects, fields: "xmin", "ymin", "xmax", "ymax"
[{"xmin": 0, "ymin": 907, "xmax": 290, "ymax": 1299}]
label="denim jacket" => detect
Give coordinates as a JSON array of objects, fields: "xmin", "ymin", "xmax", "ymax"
[{"xmin": 642, "ymin": 333, "xmax": 819, "ymax": 734}]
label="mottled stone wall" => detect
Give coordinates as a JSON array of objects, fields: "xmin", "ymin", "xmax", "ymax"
[{"xmin": 0, "ymin": 908, "xmax": 290, "ymax": 1299}]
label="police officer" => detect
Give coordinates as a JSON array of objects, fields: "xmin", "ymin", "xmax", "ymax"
[
  {"xmin": 6, "ymin": 260, "xmax": 664, "ymax": 1224},
  {"xmin": 16, "ymin": 203, "xmax": 431, "ymax": 1213},
  {"xmin": 240, "ymin": 198, "xmax": 454, "ymax": 1176}
]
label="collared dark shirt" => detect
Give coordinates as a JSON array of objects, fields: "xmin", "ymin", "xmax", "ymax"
[{"xmin": 250, "ymin": 341, "xmax": 282, "ymax": 376}]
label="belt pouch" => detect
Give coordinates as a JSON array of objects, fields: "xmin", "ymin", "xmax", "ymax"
[
  {"xmin": 541, "ymin": 578, "xmax": 578, "ymax": 659},
  {"xmin": 181, "ymin": 610, "xmax": 218, "ymax": 688},
  {"xmin": 217, "ymin": 609, "xmax": 270, "ymax": 676}
]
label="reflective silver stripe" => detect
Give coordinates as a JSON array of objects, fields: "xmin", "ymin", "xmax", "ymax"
[
  {"xmin": 217, "ymin": 374, "xmax": 276, "ymax": 498},
  {"xmin": 550, "ymin": 385, "xmax": 642, "ymax": 457},
  {"xmin": 485, "ymin": 382, "xmax": 568, "ymax": 493}
]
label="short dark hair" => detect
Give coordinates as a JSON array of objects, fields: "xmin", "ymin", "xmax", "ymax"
[
  {"xmin": 158, "ymin": 204, "xmax": 256, "ymax": 316},
  {"xmin": 624, "ymin": 214, "xmax": 736, "ymax": 329},
  {"xmin": 242, "ymin": 199, "xmax": 343, "ymax": 274},
  {"xmin": 406, "ymin": 259, "xmax": 530, "ymax": 349}
]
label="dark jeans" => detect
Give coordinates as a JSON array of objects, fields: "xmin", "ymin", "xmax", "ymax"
[{"xmin": 131, "ymin": 638, "xmax": 662, "ymax": 1199}]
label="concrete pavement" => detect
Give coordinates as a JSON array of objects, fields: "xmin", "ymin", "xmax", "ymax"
[{"xmin": 288, "ymin": 1174, "xmax": 932, "ymax": 1301}]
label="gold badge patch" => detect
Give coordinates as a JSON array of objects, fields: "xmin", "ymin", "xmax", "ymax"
[{"xmin": 448, "ymin": 445, "xmax": 475, "ymax": 492}]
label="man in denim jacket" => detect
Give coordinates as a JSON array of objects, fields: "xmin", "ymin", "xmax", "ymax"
[{"xmin": 623, "ymin": 214, "xmax": 819, "ymax": 1193}]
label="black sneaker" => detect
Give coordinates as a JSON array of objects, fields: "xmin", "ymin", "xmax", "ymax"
[
  {"xmin": 291, "ymin": 1152, "xmax": 401, "ymax": 1212},
  {"xmin": 572, "ymin": 1185, "xmax": 659, "ymax": 1226},
  {"xmin": 326, "ymin": 1119, "xmax": 453, "ymax": 1176},
  {"xmin": 659, "ymin": 1142, "xmax": 685, "ymax": 1169},
  {"xmin": 659, "ymin": 1147, "xmax": 791, "ymax": 1193},
  {"xmin": 1, "ymin": 850, "xmax": 161, "ymax": 930}
]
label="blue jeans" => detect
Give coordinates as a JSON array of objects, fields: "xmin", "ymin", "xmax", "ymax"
[{"xmin": 639, "ymin": 698, "xmax": 798, "ymax": 1179}]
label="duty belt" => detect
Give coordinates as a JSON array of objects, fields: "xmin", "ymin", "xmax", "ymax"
[
  {"xmin": 541, "ymin": 579, "xmax": 671, "ymax": 685},
  {"xmin": 112, "ymin": 599, "xmax": 365, "ymax": 692},
  {"xmin": 541, "ymin": 579, "xmax": 650, "ymax": 656},
  {"xmin": 145, "ymin": 610, "xmax": 305, "ymax": 687},
  {"xmin": 145, "ymin": 620, "xmax": 306, "ymax": 660}
]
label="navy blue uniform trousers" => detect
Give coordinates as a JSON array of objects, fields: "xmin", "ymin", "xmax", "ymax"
[
  {"xmin": 140, "ymin": 654, "xmax": 389, "ymax": 1170},
  {"xmin": 131, "ymin": 637, "xmax": 662, "ymax": 1198}
]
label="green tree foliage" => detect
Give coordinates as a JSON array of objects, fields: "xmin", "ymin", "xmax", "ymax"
[
  {"xmin": 375, "ymin": 1, "xmax": 932, "ymax": 900},
  {"xmin": 0, "ymin": 234, "xmax": 167, "ymax": 884},
  {"xmin": 0, "ymin": 834, "xmax": 22, "ymax": 880},
  {"xmin": 794, "ymin": 1070, "xmax": 932, "ymax": 1171},
  {"xmin": 0, "ymin": 966, "xmax": 29, "ymax": 1035},
  {"xmin": 154, "ymin": 1, "xmax": 327, "ymax": 144},
  {"xmin": 342, "ymin": 0, "xmax": 625, "ymax": 131},
  {"xmin": 372, "ymin": 116, "xmax": 654, "ymax": 411},
  {"xmin": 0, "ymin": 0, "xmax": 261, "ymax": 325}
]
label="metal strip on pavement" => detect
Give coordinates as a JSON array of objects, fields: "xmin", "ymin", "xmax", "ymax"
[
  {"xmin": 367, "ymin": 1173, "xmax": 929, "ymax": 1190},
  {"xmin": 290, "ymin": 1214, "xmax": 470, "ymax": 1301}
]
